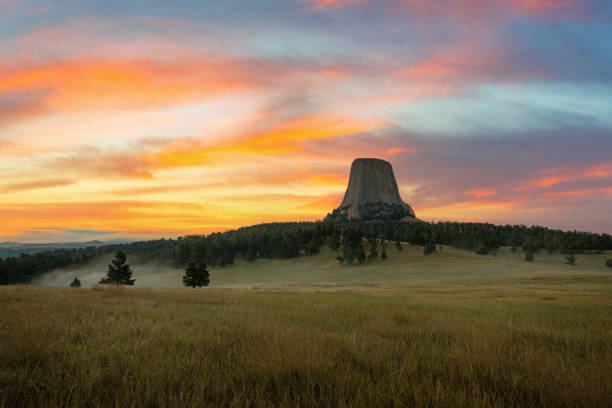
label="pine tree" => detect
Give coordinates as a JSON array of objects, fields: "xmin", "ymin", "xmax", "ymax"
[
  {"xmin": 183, "ymin": 262, "xmax": 210, "ymax": 288},
  {"xmin": 70, "ymin": 277, "xmax": 81, "ymax": 288},
  {"xmin": 99, "ymin": 251, "xmax": 135, "ymax": 285}
]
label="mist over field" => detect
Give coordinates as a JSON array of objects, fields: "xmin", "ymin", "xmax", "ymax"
[
  {"xmin": 33, "ymin": 255, "xmax": 184, "ymax": 288},
  {"xmin": 31, "ymin": 245, "xmax": 612, "ymax": 290}
]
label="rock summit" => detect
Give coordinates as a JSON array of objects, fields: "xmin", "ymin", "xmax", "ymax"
[{"xmin": 326, "ymin": 158, "xmax": 418, "ymax": 221}]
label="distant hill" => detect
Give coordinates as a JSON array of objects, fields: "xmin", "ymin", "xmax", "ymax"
[{"xmin": 0, "ymin": 240, "xmax": 111, "ymax": 258}]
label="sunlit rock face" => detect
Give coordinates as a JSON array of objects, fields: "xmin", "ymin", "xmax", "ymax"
[{"xmin": 326, "ymin": 158, "xmax": 419, "ymax": 221}]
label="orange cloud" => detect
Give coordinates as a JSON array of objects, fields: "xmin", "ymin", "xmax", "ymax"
[
  {"xmin": 0, "ymin": 200, "xmax": 219, "ymax": 239},
  {"xmin": 0, "ymin": 141, "xmax": 56, "ymax": 157},
  {"xmin": 0, "ymin": 201, "xmax": 203, "ymax": 220},
  {"xmin": 321, "ymin": 66, "xmax": 349, "ymax": 78},
  {"xmin": 144, "ymin": 115, "xmax": 377, "ymax": 168},
  {"xmin": 48, "ymin": 146, "xmax": 156, "ymax": 179},
  {"xmin": 0, "ymin": 58, "xmax": 246, "ymax": 114},
  {"xmin": 0, "ymin": 55, "xmax": 359, "ymax": 129},
  {"xmin": 417, "ymin": 199, "xmax": 518, "ymax": 221},
  {"xmin": 543, "ymin": 187, "xmax": 612, "ymax": 199},
  {"xmin": 386, "ymin": 147, "xmax": 415, "ymax": 155},
  {"xmin": 307, "ymin": 173, "xmax": 347, "ymax": 186},
  {"xmin": 297, "ymin": 193, "xmax": 343, "ymax": 210},
  {"xmin": 396, "ymin": 53, "xmax": 537, "ymax": 91},
  {"xmin": 464, "ymin": 189, "xmax": 497, "ymax": 199},
  {"xmin": 0, "ymin": 179, "xmax": 75, "ymax": 194},
  {"xmin": 514, "ymin": 164, "xmax": 612, "ymax": 191},
  {"xmin": 399, "ymin": 56, "xmax": 479, "ymax": 81}
]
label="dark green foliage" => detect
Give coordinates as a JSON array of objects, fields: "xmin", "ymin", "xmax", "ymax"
[
  {"xmin": 606, "ymin": 259, "xmax": 612, "ymax": 268},
  {"xmin": 475, "ymin": 237, "xmax": 500, "ymax": 256},
  {"xmin": 0, "ymin": 247, "xmax": 98, "ymax": 285},
  {"xmin": 367, "ymin": 237, "xmax": 378, "ymax": 262},
  {"xmin": 522, "ymin": 236, "xmax": 538, "ymax": 263},
  {"xmin": 70, "ymin": 277, "xmax": 81, "ymax": 288},
  {"xmin": 381, "ymin": 241, "xmax": 388, "ymax": 260},
  {"xmin": 510, "ymin": 231, "xmax": 522, "ymax": 252},
  {"xmin": 565, "ymin": 254, "xmax": 577, "ymax": 266},
  {"xmin": 182, "ymin": 262, "xmax": 210, "ymax": 288},
  {"xmin": 423, "ymin": 240, "xmax": 436, "ymax": 256},
  {"xmin": 245, "ymin": 246, "xmax": 258, "ymax": 262},
  {"xmin": 99, "ymin": 251, "xmax": 135, "ymax": 285},
  {"xmin": 339, "ymin": 229, "xmax": 366, "ymax": 264},
  {"xmin": 395, "ymin": 239, "xmax": 402, "ymax": 251},
  {"xmin": 306, "ymin": 239, "xmax": 321, "ymax": 256},
  {"xmin": 328, "ymin": 231, "xmax": 341, "ymax": 251}
]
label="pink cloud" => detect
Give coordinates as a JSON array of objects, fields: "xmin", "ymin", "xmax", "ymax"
[
  {"xmin": 464, "ymin": 189, "xmax": 497, "ymax": 199},
  {"xmin": 303, "ymin": 0, "xmax": 367, "ymax": 10},
  {"xmin": 514, "ymin": 164, "xmax": 612, "ymax": 192},
  {"xmin": 305, "ymin": 0, "xmax": 583, "ymax": 19}
]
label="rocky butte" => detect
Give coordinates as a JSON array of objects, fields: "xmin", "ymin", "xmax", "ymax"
[{"xmin": 326, "ymin": 158, "xmax": 420, "ymax": 222}]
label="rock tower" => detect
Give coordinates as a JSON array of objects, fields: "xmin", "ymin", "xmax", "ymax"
[{"xmin": 326, "ymin": 158, "xmax": 418, "ymax": 221}]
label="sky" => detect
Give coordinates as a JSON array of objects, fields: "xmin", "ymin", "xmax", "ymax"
[{"xmin": 1, "ymin": 0, "xmax": 611, "ymax": 243}]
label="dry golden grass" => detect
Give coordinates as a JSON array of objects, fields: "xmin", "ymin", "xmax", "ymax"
[{"xmin": 1, "ymin": 273, "xmax": 611, "ymax": 407}]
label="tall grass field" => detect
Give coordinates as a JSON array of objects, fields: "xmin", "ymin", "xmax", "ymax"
[{"xmin": 1, "ymin": 246, "xmax": 611, "ymax": 407}]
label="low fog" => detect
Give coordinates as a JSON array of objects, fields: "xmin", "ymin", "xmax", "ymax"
[{"xmin": 33, "ymin": 254, "xmax": 186, "ymax": 288}]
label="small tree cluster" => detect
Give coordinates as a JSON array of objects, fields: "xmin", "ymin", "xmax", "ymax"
[
  {"xmin": 423, "ymin": 240, "xmax": 436, "ymax": 256},
  {"xmin": 475, "ymin": 237, "xmax": 500, "ymax": 256},
  {"xmin": 522, "ymin": 236, "xmax": 538, "ymax": 263},
  {"xmin": 70, "ymin": 277, "xmax": 81, "ymax": 288},
  {"xmin": 367, "ymin": 237, "xmax": 378, "ymax": 262},
  {"xmin": 337, "ymin": 229, "xmax": 366, "ymax": 264},
  {"xmin": 565, "ymin": 254, "xmax": 577, "ymax": 266}
]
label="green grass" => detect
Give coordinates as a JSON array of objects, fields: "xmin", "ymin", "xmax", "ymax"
[{"xmin": 4, "ymin": 245, "xmax": 612, "ymax": 407}]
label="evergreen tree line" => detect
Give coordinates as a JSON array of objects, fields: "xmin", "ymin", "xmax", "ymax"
[
  {"xmin": 0, "ymin": 247, "xmax": 100, "ymax": 285},
  {"xmin": 2, "ymin": 221, "xmax": 611, "ymax": 284}
]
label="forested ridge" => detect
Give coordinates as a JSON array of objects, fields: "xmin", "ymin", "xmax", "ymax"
[{"xmin": 2, "ymin": 220, "xmax": 611, "ymax": 284}]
